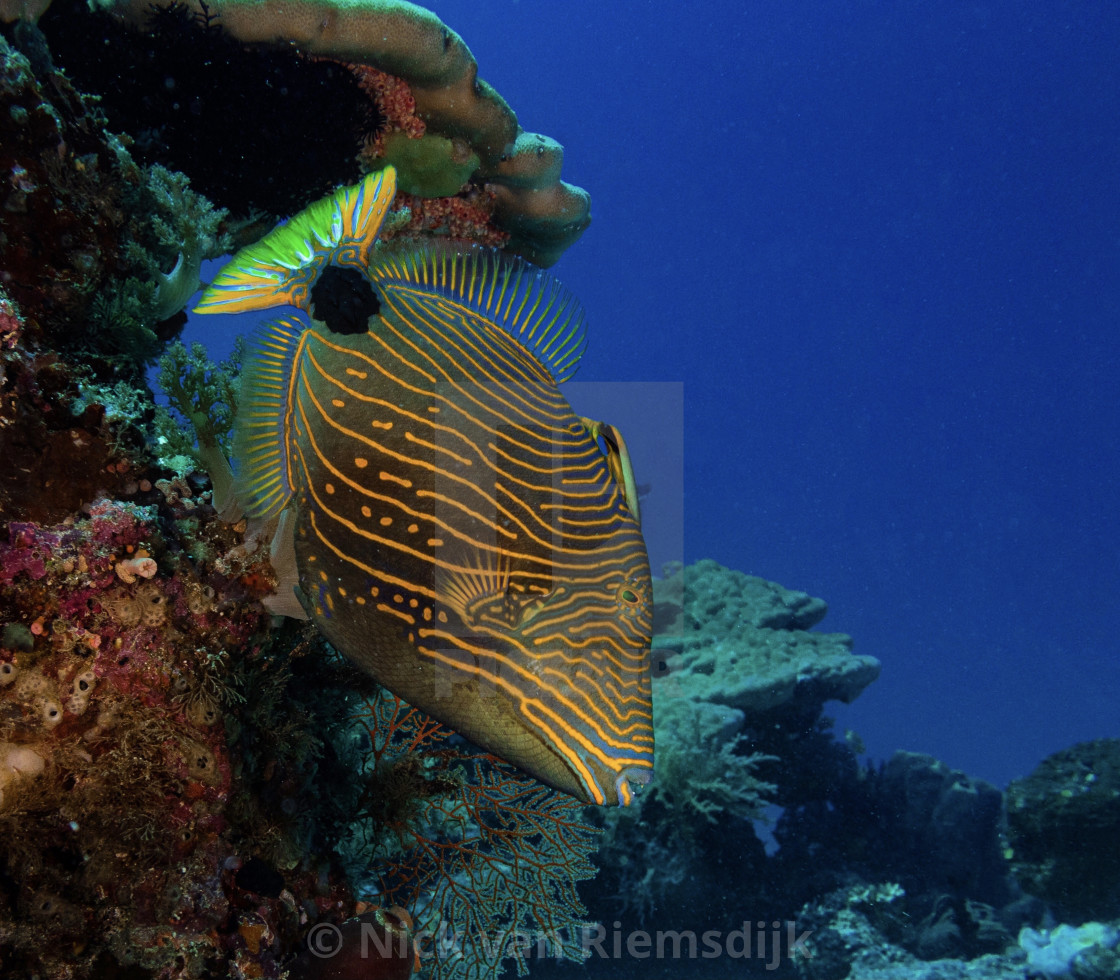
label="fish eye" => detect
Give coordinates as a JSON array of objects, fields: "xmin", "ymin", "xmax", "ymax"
[{"xmin": 621, "ymin": 588, "xmax": 639, "ymax": 604}]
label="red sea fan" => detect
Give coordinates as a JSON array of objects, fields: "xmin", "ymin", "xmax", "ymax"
[{"xmin": 351, "ymin": 691, "xmax": 600, "ymax": 980}]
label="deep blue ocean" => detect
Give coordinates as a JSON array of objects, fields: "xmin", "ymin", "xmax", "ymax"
[{"xmin": 188, "ymin": 1, "xmax": 1120, "ymax": 791}]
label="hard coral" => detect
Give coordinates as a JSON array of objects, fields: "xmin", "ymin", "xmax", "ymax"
[
  {"xmin": 0, "ymin": 29, "xmax": 230, "ymax": 370},
  {"xmin": 655, "ymin": 559, "xmax": 881, "ymax": 716},
  {"xmin": 1006, "ymin": 738, "xmax": 1120, "ymax": 923},
  {"xmin": 0, "ymin": 33, "xmax": 128, "ymax": 339},
  {"xmin": 590, "ymin": 560, "xmax": 884, "ymax": 934}
]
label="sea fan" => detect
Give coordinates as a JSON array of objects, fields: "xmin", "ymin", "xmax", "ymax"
[{"xmin": 348, "ymin": 690, "xmax": 600, "ymax": 980}]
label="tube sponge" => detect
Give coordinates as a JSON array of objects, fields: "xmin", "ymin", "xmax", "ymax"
[{"xmin": 91, "ymin": 0, "xmax": 591, "ymax": 265}]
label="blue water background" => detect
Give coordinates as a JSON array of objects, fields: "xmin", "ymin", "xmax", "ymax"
[{"xmin": 186, "ymin": 1, "xmax": 1120, "ymax": 789}]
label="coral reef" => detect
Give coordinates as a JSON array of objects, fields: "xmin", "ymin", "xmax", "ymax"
[
  {"xmin": 35, "ymin": 0, "xmax": 377, "ymax": 221},
  {"xmin": 583, "ymin": 561, "xmax": 1026, "ymax": 980},
  {"xmin": 20, "ymin": 0, "xmax": 589, "ymax": 266},
  {"xmin": 342, "ymin": 692, "xmax": 599, "ymax": 980},
  {"xmin": 653, "ymin": 558, "xmax": 881, "ymax": 716},
  {"xmin": 773, "ymin": 750, "xmax": 1009, "ymax": 908},
  {"xmin": 1019, "ymin": 921, "xmax": 1120, "ymax": 980},
  {"xmin": 795, "ymin": 882, "xmax": 1028, "ymax": 980},
  {"xmin": 0, "ymin": 32, "xmax": 127, "ymax": 339},
  {"xmin": 766, "ymin": 745, "xmax": 1016, "ymax": 965},
  {"xmin": 0, "ymin": 32, "xmax": 228, "ymax": 371},
  {"xmin": 1006, "ymin": 738, "xmax": 1120, "ymax": 923},
  {"xmin": 0, "ymin": 279, "xmax": 601, "ymax": 978},
  {"xmin": 0, "ymin": 20, "xmax": 604, "ymax": 976},
  {"xmin": 589, "ymin": 560, "xmax": 881, "ymax": 929}
]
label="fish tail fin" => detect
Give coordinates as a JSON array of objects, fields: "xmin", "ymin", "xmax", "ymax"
[
  {"xmin": 195, "ymin": 167, "xmax": 398, "ymax": 315},
  {"xmin": 232, "ymin": 314, "xmax": 308, "ymax": 519}
]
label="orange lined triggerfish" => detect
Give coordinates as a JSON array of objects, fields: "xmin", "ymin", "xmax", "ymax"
[{"xmin": 195, "ymin": 166, "xmax": 654, "ymax": 805}]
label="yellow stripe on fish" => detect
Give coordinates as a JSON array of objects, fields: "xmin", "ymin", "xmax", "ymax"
[{"xmin": 207, "ymin": 169, "xmax": 653, "ymax": 805}]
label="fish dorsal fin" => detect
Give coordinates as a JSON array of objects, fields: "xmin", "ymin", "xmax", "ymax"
[
  {"xmin": 195, "ymin": 167, "xmax": 398, "ymax": 315},
  {"xmin": 232, "ymin": 314, "xmax": 310, "ymax": 519},
  {"xmin": 367, "ymin": 244, "xmax": 588, "ymax": 382}
]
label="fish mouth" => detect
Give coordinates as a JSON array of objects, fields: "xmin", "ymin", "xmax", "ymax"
[{"xmin": 613, "ymin": 765, "xmax": 653, "ymax": 807}]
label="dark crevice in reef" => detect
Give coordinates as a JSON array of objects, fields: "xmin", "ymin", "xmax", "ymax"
[{"xmin": 34, "ymin": 0, "xmax": 382, "ymax": 218}]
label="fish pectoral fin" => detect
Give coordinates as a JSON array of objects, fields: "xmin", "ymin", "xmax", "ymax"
[
  {"xmin": 506, "ymin": 587, "xmax": 567, "ymax": 629},
  {"xmin": 434, "ymin": 544, "xmax": 513, "ymax": 627},
  {"xmin": 434, "ymin": 545, "xmax": 558, "ymax": 631}
]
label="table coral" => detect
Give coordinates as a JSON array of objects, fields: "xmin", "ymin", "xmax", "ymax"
[
  {"xmin": 590, "ymin": 560, "xmax": 882, "ymax": 929},
  {"xmin": 654, "ymin": 558, "xmax": 881, "ymax": 716}
]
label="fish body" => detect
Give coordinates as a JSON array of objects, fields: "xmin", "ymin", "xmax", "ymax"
[{"xmin": 200, "ymin": 169, "xmax": 654, "ymax": 805}]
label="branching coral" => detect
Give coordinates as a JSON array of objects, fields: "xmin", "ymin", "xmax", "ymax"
[{"xmin": 594, "ymin": 689, "xmax": 777, "ymax": 923}]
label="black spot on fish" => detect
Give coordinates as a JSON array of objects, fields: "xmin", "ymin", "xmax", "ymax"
[{"xmin": 311, "ymin": 266, "xmax": 380, "ymax": 335}]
